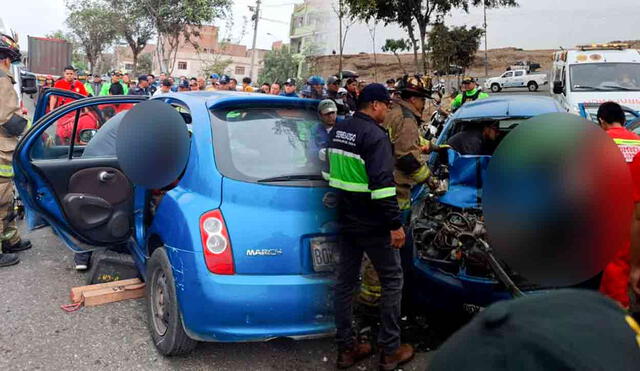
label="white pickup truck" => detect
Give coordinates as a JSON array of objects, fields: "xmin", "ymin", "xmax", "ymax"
[{"xmin": 484, "ymin": 70, "xmax": 548, "ymax": 92}]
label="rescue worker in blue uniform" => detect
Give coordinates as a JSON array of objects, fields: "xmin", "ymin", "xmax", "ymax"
[{"xmin": 328, "ymin": 83, "xmax": 415, "ymax": 370}]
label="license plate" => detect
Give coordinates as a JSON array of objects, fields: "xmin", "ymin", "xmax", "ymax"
[{"xmin": 310, "ymin": 238, "xmax": 337, "ymax": 272}]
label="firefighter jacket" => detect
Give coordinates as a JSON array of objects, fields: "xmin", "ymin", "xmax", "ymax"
[
  {"xmin": 0, "ymin": 69, "xmax": 27, "ymax": 178},
  {"xmin": 383, "ymin": 99, "xmax": 432, "ymax": 210},
  {"xmin": 328, "ymin": 112, "xmax": 402, "ymax": 234}
]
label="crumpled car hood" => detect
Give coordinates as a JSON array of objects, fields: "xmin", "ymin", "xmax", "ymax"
[{"xmin": 438, "ymin": 149, "xmax": 491, "ymax": 209}]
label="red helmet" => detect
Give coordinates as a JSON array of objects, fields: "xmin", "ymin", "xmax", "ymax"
[{"xmin": 0, "ymin": 34, "xmax": 21, "ymax": 63}]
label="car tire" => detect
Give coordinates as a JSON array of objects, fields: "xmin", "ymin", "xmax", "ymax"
[
  {"xmin": 527, "ymin": 81, "xmax": 538, "ymax": 92},
  {"xmin": 146, "ymin": 248, "xmax": 198, "ymax": 356},
  {"xmin": 490, "ymin": 83, "xmax": 501, "ymax": 93}
]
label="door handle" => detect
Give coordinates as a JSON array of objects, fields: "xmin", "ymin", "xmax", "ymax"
[{"xmin": 98, "ymin": 171, "xmax": 116, "ymax": 183}]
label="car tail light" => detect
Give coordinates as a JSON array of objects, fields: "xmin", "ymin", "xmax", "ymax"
[{"xmin": 200, "ymin": 210, "xmax": 234, "ymax": 275}]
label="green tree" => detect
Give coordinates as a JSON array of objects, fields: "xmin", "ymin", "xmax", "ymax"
[
  {"xmin": 137, "ymin": 53, "xmax": 154, "ymax": 74},
  {"xmin": 108, "ymin": 0, "xmax": 155, "ymax": 77},
  {"xmin": 428, "ymin": 23, "xmax": 484, "ymax": 75},
  {"xmin": 382, "ymin": 39, "xmax": 411, "ymax": 74},
  {"xmin": 345, "ymin": 0, "xmax": 518, "ymax": 73},
  {"xmin": 65, "ymin": 0, "xmax": 118, "ymax": 72},
  {"xmin": 259, "ymin": 45, "xmax": 299, "ymax": 85},
  {"xmin": 137, "ymin": 0, "xmax": 231, "ymax": 74}
]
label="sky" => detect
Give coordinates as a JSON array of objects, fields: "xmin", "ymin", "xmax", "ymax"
[
  {"xmin": 2, "ymin": 0, "xmax": 638, "ymax": 53},
  {"xmin": 2, "ymin": 0, "xmax": 302, "ymax": 51}
]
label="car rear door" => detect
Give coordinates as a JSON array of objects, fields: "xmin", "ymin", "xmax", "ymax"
[
  {"xmin": 513, "ymin": 70, "xmax": 525, "ymax": 87},
  {"xmin": 14, "ymin": 92, "xmax": 147, "ymax": 250}
]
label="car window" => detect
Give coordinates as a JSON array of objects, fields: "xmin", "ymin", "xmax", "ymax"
[
  {"xmin": 210, "ymin": 106, "xmax": 325, "ymax": 185},
  {"xmin": 514, "ymin": 71, "xmax": 524, "ymax": 77},
  {"xmin": 31, "ymin": 102, "xmax": 139, "ymax": 160},
  {"xmin": 503, "ymin": 72, "xmax": 513, "ymax": 78}
]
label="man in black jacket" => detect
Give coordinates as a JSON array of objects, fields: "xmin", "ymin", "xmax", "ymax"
[{"xmin": 328, "ymin": 83, "xmax": 415, "ymax": 370}]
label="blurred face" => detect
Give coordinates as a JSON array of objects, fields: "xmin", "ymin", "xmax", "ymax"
[
  {"xmin": 313, "ymin": 84, "xmax": 323, "ymax": 93},
  {"xmin": 408, "ymin": 96, "xmax": 426, "ymax": 114},
  {"xmin": 230, "ymin": 80, "xmax": 237, "ymax": 90},
  {"xmin": 284, "ymin": 84, "xmax": 296, "ymax": 94},
  {"xmin": 197, "ymin": 77, "xmax": 205, "ymax": 88},
  {"xmin": 370, "ymin": 100, "xmax": 391, "ymax": 123},
  {"xmin": 483, "ymin": 125, "xmax": 500, "ymax": 141},
  {"xmin": 347, "ymin": 82, "xmax": 357, "ymax": 93},
  {"xmin": 328, "ymin": 83, "xmax": 339, "ymax": 92},
  {"xmin": 270, "ymin": 84, "xmax": 281, "ymax": 95},
  {"xmin": 0, "ymin": 57, "xmax": 10, "ymax": 71},
  {"xmin": 46, "ymin": 78, "xmax": 54, "ymax": 85},
  {"xmin": 93, "ymin": 76, "xmax": 101, "ymax": 83},
  {"xmin": 261, "ymin": 84, "xmax": 270, "ymax": 93},
  {"xmin": 189, "ymin": 82, "xmax": 199, "ymax": 91},
  {"xmin": 462, "ymin": 81, "xmax": 475, "ymax": 92},
  {"xmin": 123, "ymin": 75, "xmax": 131, "ymax": 83},
  {"xmin": 139, "ymin": 80, "xmax": 149, "ymax": 88},
  {"xmin": 159, "ymin": 73, "xmax": 166, "ymax": 80},
  {"xmin": 161, "ymin": 85, "xmax": 171, "ymax": 92},
  {"xmin": 112, "ymin": 74, "xmax": 120, "ymax": 83},
  {"xmin": 320, "ymin": 111, "xmax": 337, "ymax": 126},
  {"xmin": 63, "ymin": 69, "xmax": 74, "ymax": 82}
]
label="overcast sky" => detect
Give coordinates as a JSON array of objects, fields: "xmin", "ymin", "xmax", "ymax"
[{"xmin": 3, "ymin": 0, "xmax": 638, "ymax": 53}]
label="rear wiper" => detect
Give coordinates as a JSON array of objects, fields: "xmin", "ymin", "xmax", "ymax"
[{"xmin": 257, "ymin": 174, "xmax": 325, "ymax": 183}]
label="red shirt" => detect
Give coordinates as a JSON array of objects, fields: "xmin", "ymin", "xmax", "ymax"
[
  {"xmin": 53, "ymin": 79, "xmax": 88, "ymax": 107},
  {"xmin": 600, "ymin": 126, "xmax": 640, "ymax": 307}
]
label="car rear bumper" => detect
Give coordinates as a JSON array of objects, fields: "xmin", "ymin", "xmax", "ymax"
[{"xmin": 168, "ymin": 248, "xmax": 335, "ymax": 342}]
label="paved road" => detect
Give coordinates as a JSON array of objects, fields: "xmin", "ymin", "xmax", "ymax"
[{"xmin": 0, "ymin": 224, "xmax": 432, "ymax": 370}]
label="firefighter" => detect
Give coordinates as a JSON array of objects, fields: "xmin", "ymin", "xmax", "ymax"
[
  {"xmin": 451, "ymin": 76, "xmax": 489, "ymax": 111},
  {"xmin": 328, "ymin": 83, "xmax": 414, "ymax": 370},
  {"xmin": 0, "ymin": 34, "xmax": 32, "ymax": 267}
]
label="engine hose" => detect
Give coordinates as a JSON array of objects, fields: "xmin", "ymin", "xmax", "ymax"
[{"xmin": 478, "ymin": 239, "xmax": 524, "ymax": 298}]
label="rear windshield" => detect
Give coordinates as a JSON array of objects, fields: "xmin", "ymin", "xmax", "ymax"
[{"xmin": 210, "ymin": 106, "xmax": 327, "ymax": 185}]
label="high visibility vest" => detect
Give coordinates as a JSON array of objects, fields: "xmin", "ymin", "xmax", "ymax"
[
  {"xmin": 0, "ymin": 164, "xmax": 13, "ymax": 178},
  {"xmin": 613, "ymin": 138, "xmax": 640, "ymax": 163}
]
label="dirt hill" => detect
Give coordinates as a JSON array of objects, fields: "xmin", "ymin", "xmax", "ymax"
[{"xmin": 311, "ymin": 40, "xmax": 640, "ymax": 82}]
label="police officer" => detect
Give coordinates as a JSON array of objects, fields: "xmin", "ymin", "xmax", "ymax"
[
  {"xmin": 0, "ymin": 34, "xmax": 32, "ymax": 267},
  {"xmin": 451, "ymin": 76, "xmax": 489, "ymax": 111},
  {"xmin": 130, "ymin": 75, "xmax": 152, "ymax": 96},
  {"xmin": 328, "ymin": 83, "xmax": 414, "ymax": 370}
]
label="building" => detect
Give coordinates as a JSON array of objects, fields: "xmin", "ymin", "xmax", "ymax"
[
  {"xmin": 115, "ymin": 25, "xmax": 270, "ymax": 81},
  {"xmin": 289, "ymin": 0, "xmax": 332, "ymax": 56}
]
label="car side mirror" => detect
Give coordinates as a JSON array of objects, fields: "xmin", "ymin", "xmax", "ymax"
[
  {"xmin": 553, "ymin": 81, "xmax": 564, "ymax": 95},
  {"xmin": 20, "ymin": 74, "xmax": 38, "ymax": 95},
  {"xmin": 79, "ymin": 129, "xmax": 98, "ymax": 144}
]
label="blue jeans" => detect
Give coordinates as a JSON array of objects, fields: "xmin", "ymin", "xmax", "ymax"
[{"xmin": 334, "ymin": 233, "xmax": 403, "ymax": 355}]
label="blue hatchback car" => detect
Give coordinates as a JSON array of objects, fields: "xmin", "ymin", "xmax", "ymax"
[
  {"xmin": 410, "ymin": 95, "xmax": 565, "ymax": 312},
  {"xmin": 15, "ymin": 88, "xmax": 338, "ymax": 355}
]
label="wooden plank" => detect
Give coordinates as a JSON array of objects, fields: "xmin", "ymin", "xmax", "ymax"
[
  {"xmin": 82, "ymin": 283, "xmax": 146, "ymax": 307},
  {"xmin": 70, "ymin": 278, "xmax": 142, "ymax": 303}
]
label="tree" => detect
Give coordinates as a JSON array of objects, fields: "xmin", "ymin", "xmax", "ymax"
[
  {"xmin": 345, "ymin": 0, "xmax": 517, "ymax": 74},
  {"xmin": 429, "ymin": 23, "xmax": 483, "ymax": 75},
  {"xmin": 382, "ymin": 39, "xmax": 411, "ymax": 74},
  {"xmin": 333, "ymin": 0, "xmax": 357, "ymax": 78},
  {"xmin": 259, "ymin": 45, "xmax": 299, "ymax": 85},
  {"xmin": 137, "ymin": 0, "xmax": 231, "ymax": 74},
  {"xmin": 366, "ymin": 20, "xmax": 379, "ymax": 81},
  {"xmin": 137, "ymin": 53, "xmax": 154, "ymax": 74},
  {"xmin": 108, "ymin": 0, "xmax": 155, "ymax": 77},
  {"xmin": 65, "ymin": 0, "xmax": 118, "ymax": 72}
]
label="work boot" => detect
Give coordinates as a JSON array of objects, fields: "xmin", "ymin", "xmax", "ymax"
[
  {"xmin": 337, "ymin": 342, "xmax": 373, "ymax": 369},
  {"xmin": 2, "ymin": 239, "xmax": 32, "ymax": 253},
  {"xmin": 379, "ymin": 344, "xmax": 415, "ymax": 371},
  {"xmin": 0, "ymin": 253, "xmax": 19, "ymax": 267}
]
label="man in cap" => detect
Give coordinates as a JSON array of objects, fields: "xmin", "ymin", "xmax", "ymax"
[
  {"xmin": 0, "ymin": 34, "xmax": 32, "ymax": 267},
  {"xmin": 99, "ymin": 71, "xmax": 129, "ymax": 96},
  {"xmin": 153, "ymin": 79, "xmax": 173, "ymax": 96},
  {"xmin": 86, "ymin": 74, "xmax": 103, "ymax": 97},
  {"xmin": 450, "ymin": 76, "xmax": 489, "ymax": 111},
  {"xmin": 130, "ymin": 75, "xmax": 152, "ymax": 96},
  {"xmin": 308, "ymin": 99, "xmax": 337, "ymax": 176},
  {"xmin": 326, "ymin": 75, "xmax": 341, "ymax": 100},
  {"xmin": 209, "ymin": 73, "xmax": 220, "ymax": 88},
  {"xmin": 178, "ymin": 79, "xmax": 190, "ymax": 92},
  {"xmin": 328, "ymin": 83, "xmax": 414, "ymax": 370},
  {"xmin": 280, "ymin": 78, "xmax": 299, "ymax": 97},
  {"xmin": 218, "ymin": 75, "xmax": 232, "ymax": 91},
  {"xmin": 385, "ymin": 78, "xmax": 396, "ymax": 90},
  {"xmin": 344, "ymin": 78, "xmax": 358, "ymax": 112},
  {"xmin": 430, "ymin": 289, "xmax": 640, "ymax": 370}
]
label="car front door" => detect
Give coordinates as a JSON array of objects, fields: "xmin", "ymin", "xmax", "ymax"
[
  {"xmin": 513, "ymin": 70, "xmax": 525, "ymax": 87},
  {"xmin": 14, "ymin": 91, "xmax": 147, "ymax": 251}
]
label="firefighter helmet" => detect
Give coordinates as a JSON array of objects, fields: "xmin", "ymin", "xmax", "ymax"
[
  {"xmin": 396, "ymin": 74, "xmax": 432, "ymax": 97},
  {"xmin": 0, "ymin": 34, "xmax": 21, "ymax": 63}
]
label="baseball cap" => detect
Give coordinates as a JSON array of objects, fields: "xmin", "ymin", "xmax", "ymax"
[
  {"xmin": 284, "ymin": 78, "xmax": 296, "ymax": 86},
  {"xmin": 318, "ymin": 99, "xmax": 338, "ymax": 115},
  {"xmin": 180, "ymin": 80, "xmax": 190, "ymax": 89},
  {"xmin": 462, "ymin": 76, "xmax": 475, "ymax": 83},
  {"xmin": 358, "ymin": 83, "xmax": 392, "ymax": 104},
  {"xmin": 327, "ymin": 76, "xmax": 341, "ymax": 86},
  {"xmin": 138, "ymin": 74, "xmax": 148, "ymax": 82},
  {"xmin": 219, "ymin": 75, "xmax": 230, "ymax": 84},
  {"xmin": 210, "ymin": 73, "xmax": 220, "ymax": 79},
  {"xmin": 161, "ymin": 79, "xmax": 172, "ymax": 87},
  {"xmin": 430, "ymin": 289, "xmax": 640, "ymax": 371}
]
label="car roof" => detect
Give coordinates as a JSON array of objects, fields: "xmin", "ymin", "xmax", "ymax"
[
  {"xmin": 152, "ymin": 90, "xmax": 315, "ymax": 109},
  {"xmin": 453, "ymin": 95, "xmax": 563, "ymax": 120}
]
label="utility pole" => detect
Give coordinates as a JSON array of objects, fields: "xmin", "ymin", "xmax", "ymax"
[
  {"xmin": 483, "ymin": 1, "xmax": 488, "ymax": 78},
  {"xmin": 249, "ymin": 0, "xmax": 261, "ymax": 82}
]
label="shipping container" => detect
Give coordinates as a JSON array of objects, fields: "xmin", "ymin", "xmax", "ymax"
[{"xmin": 27, "ymin": 36, "xmax": 72, "ymax": 76}]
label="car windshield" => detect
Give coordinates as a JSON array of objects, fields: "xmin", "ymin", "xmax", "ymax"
[
  {"xmin": 210, "ymin": 106, "xmax": 326, "ymax": 184},
  {"xmin": 570, "ymin": 63, "xmax": 640, "ymax": 91}
]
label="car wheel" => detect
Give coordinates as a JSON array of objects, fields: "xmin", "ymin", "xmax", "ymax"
[
  {"xmin": 527, "ymin": 81, "xmax": 538, "ymax": 92},
  {"xmin": 491, "ymin": 83, "xmax": 501, "ymax": 93},
  {"xmin": 146, "ymin": 248, "xmax": 198, "ymax": 356}
]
